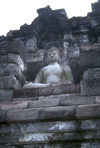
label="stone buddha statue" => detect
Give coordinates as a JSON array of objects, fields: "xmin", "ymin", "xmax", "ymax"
[{"xmin": 23, "ymin": 47, "xmax": 73, "ymax": 88}]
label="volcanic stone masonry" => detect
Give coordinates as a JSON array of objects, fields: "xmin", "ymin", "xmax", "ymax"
[{"xmin": 0, "ymin": 0, "xmax": 100, "ymax": 147}]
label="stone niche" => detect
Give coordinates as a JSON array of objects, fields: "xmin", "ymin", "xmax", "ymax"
[{"xmin": 0, "ymin": 1, "xmax": 100, "ymax": 148}]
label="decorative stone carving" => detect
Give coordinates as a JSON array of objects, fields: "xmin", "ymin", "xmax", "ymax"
[
  {"xmin": 81, "ymin": 68, "xmax": 100, "ymax": 95},
  {"xmin": 24, "ymin": 36, "xmax": 37, "ymax": 52},
  {"xmin": 23, "ymin": 47, "xmax": 73, "ymax": 88}
]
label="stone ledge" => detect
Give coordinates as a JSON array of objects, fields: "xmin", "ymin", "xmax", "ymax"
[
  {"xmin": 1, "ymin": 142, "xmax": 100, "ymax": 148},
  {"xmin": 0, "ymin": 131, "xmax": 99, "ymax": 145},
  {"xmin": 76, "ymin": 104, "xmax": 100, "ymax": 119},
  {"xmin": 0, "ymin": 146, "xmax": 15, "ymax": 148},
  {"xmin": 4, "ymin": 104, "xmax": 100, "ymax": 123},
  {"xmin": 39, "ymin": 106, "xmax": 76, "ymax": 121},
  {"xmin": 0, "ymin": 101, "xmax": 28, "ymax": 111},
  {"xmin": 23, "ymin": 142, "xmax": 100, "ymax": 148},
  {"xmin": 60, "ymin": 96, "xmax": 95, "ymax": 106},
  {"xmin": 0, "ymin": 119, "xmax": 98, "ymax": 134},
  {"xmin": 6, "ymin": 106, "xmax": 76, "ymax": 123},
  {"xmin": 0, "ymin": 95, "xmax": 96, "ymax": 111},
  {"xmin": 13, "ymin": 83, "xmax": 80, "ymax": 98},
  {"xmin": 6, "ymin": 108, "xmax": 40, "ymax": 123},
  {"xmin": 13, "ymin": 93, "xmax": 79, "ymax": 101},
  {"xmin": 28, "ymin": 99, "xmax": 60, "ymax": 108}
]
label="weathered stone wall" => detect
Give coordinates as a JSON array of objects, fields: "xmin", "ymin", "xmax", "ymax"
[
  {"xmin": 0, "ymin": 84, "xmax": 100, "ymax": 148},
  {"xmin": 0, "ymin": 1, "xmax": 100, "ymax": 147},
  {"xmin": 0, "ymin": 40, "xmax": 26, "ymax": 102}
]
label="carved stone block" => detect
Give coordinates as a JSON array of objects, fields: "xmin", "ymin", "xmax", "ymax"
[
  {"xmin": 7, "ymin": 53, "xmax": 24, "ymax": 71},
  {"xmin": 6, "ymin": 108, "xmax": 40, "ymax": 123},
  {"xmin": 0, "ymin": 64, "xmax": 26, "ymax": 85},
  {"xmin": 76, "ymin": 104, "xmax": 100, "ymax": 119},
  {"xmin": 80, "ymin": 68, "xmax": 100, "ymax": 95},
  {"xmin": 39, "ymin": 106, "xmax": 76, "ymax": 121},
  {"xmin": 0, "ymin": 40, "xmax": 24, "ymax": 56},
  {"xmin": 0, "ymin": 76, "xmax": 21, "ymax": 89},
  {"xmin": 0, "ymin": 90, "xmax": 13, "ymax": 102}
]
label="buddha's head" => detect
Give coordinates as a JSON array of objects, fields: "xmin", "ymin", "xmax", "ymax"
[{"xmin": 44, "ymin": 47, "xmax": 60, "ymax": 64}]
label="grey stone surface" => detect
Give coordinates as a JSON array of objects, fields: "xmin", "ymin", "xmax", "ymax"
[
  {"xmin": 68, "ymin": 46, "xmax": 80, "ymax": 58},
  {"xmin": 96, "ymin": 120, "xmax": 100, "ymax": 130},
  {"xmin": 6, "ymin": 108, "xmax": 40, "ymax": 123},
  {"xmin": 39, "ymin": 106, "xmax": 76, "ymax": 121},
  {"xmin": 0, "ymin": 76, "xmax": 21, "ymax": 89},
  {"xmin": 81, "ymin": 120, "xmax": 96, "ymax": 130},
  {"xmin": 0, "ymin": 145, "xmax": 15, "ymax": 148},
  {"xmin": 76, "ymin": 104, "xmax": 100, "ymax": 119},
  {"xmin": 60, "ymin": 96, "xmax": 95, "ymax": 106},
  {"xmin": 0, "ymin": 40, "xmax": 24, "ymax": 55},
  {"xmin": 6, "ymin": 106, "xmax": 76, "ymax": 123},
  {"xmin": 96, "ymin": 96, "xmax": 100, "ymax": 104},
  {"xmin": 1, "ymin": 2, "xmax": 100, "ymax": 147},
  {"xmin": 0, "ymin": 134, "xmax": 11, "ymax": 144},
  {"xmin": 0, "ymin": 119, "xmax": 100, "ymax": 145},
  {"xmin": 0, "ymin": 121, "xmax": 76, "ymax": 134},
  {"xmin": 13, "ymin": 131, "xmax": 97, "ymax": 144},
  {"xmin": 1, "ymin": 119, "xmax": 100, "ymax": 134},
  {"xmin": 81, "ymin": 142, "xmax": 100, "ymax": 148},
  {"xmin": 24, "ymin": 37, "xmax": 37, "ymax": 52},
  {"xmin": 80, "ymin": 43, "xmax": 100, "ymax": 52},
  {"xmin": 80, "ymin": 68, "xmax": 100, "ymax": 95},
  {"xmin": 14, "ymin": 83, "xmax": 80, "ymax": 98},
  {"xmin": 0, "ymin": 64, "xmax": 26, "ymax": 84},
  {"xmin": 0, "ymin": 53, "xmax": 24, "ymax": 71},
  {"xmin": 0, "ymin": 124, "xmax": 11, "ymax": 134},
  {"xmin": 5, "ymin": 64, "xmax": 26, "ymax": 85},
  {"xmin": 28, "ymin": 99, "xmax": 60, "ymax": 108},
  {"xmin": 7, "ymin": 53, "xmax": 24, "ymax": 71},
  {"xmin": 23, "ymin": 143, "xmax": 100, "ymax": 148},
  {"xmin": 70, "ymin": 50, "xmax": 100, "ymax": 84},
  {"xmin": 0, "ymin": 90, "xmax": 13, "ymax": 102},
  {"xmin": 13, "ymin": 93, "xmax": 79, "ymax": 101},
  {"xmin": 0, "ymin": 101, "xmax": 28, "ymax": 111},
  {"xmin": 0, "ymin": 111, "xmax": 6, "ymax": 123},
  {"xmin": 25, "ymin": 49, "xmax": 44, "ymax": 63}
]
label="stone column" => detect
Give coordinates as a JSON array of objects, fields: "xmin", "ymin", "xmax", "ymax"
[{"xmin": 0, "ymin": 40, "xmax": 26, "ymax": 102}]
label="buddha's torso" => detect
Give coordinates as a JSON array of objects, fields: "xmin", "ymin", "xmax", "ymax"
[{"xmin": 42, "ymin": 63, "xmax": 63, "ymax": 84}]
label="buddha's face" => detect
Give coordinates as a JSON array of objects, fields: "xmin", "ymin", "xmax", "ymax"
[{"xmin": 45, "ymin": 47, "xmax": 60, "ymax": 64}]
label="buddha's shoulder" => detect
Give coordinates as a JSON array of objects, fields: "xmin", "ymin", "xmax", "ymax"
[{"xmin": 61, "ymin": 64, "xmax": 71, "ymax": 71}]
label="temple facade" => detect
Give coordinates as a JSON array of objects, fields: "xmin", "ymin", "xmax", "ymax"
[{"xmin": 0, "ymin": 1, "xmax": 100, "ymax": 147}]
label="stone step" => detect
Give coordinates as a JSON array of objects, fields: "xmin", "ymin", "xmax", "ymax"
[
  {"xmin": 1, "ymin": 142, "xmax": 100, "ymax": 148},
  {"xmin": 0, "ymin": 118, "xmax": 100, "ymax": 146},
  {"xmin": 0, "ymin": 119, "xmax": 100, "ymax": 135},
  {"xmin": 0, "ymin": 127, "xmax": 100, "ymax": 145},
  {"xmin": 1, "ymin": 104, "xmax": 100, "ymax": 124},
  {"xmin": 13, "ymin": 93, "xmax": 79, "ymax": 101},
  {"xmin": 0, "ymin": 95, "xmax": 98, "ymax": 111}
]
